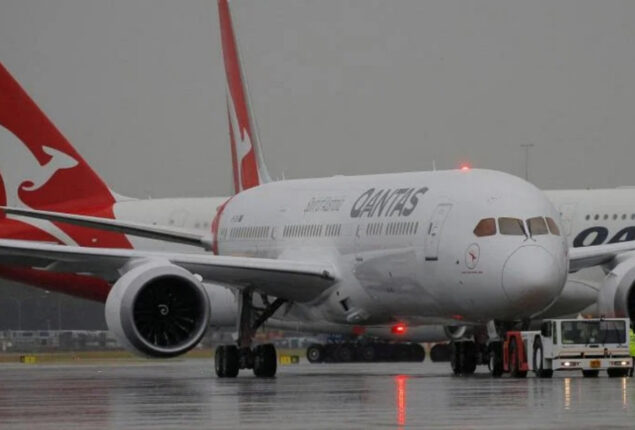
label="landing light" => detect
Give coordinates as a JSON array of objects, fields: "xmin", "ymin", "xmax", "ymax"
[{"xmin": 392, "ymin": 323, "xmax": 407, "ymax": 335}]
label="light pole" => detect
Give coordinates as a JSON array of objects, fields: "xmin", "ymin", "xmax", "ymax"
[{"xmin": 520, "ymin": 143, "xmax": 535, "ymax": 181}]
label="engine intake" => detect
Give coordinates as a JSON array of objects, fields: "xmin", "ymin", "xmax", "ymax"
[
  {"xmin": 597, "ymin": 257, "xmax": 635, "ymax": 319},
  {"xmin": 106, "ymin": 261, "xmax": 210, "ymax": 358}
]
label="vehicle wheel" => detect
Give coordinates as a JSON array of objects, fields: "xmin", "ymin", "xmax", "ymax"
[
  {"xmin": 360, "ymin": 344, "xmax": 376, "ymax": 362},
  {"xmin": 488, "ymin": 341, "xmax": 503, "ymax": 377},
  {"xmin": 509, "ymin": 338, "xmax": 527, "ymax": 378},
  {"xmin": 336, "ymin": 344, "xmax": 354, "ymax": 362},
  {"xmin": 307, "ymin": 344, "xmax": 325, "ymax": 363},
  {"xmin": 253, "ymin": 344, "xmax": 277, "ymax": 377},
  {"xmin": 533, "ymin": 337, "xmax": 552, "ymax": 378},
  {"xmin": 582, "ymin": 370, "xmax": 599, "ymax": 378},
  {"xmin": 409, "ymin": 343, "xmax": 426, "ymax": 362},
  {"xmin": 215, "ymin": 344, "xmax": 239, "ymax": 378},
  {"xmin": 607, "ymin": 368, "xmax": 630, "ymax": 378}
]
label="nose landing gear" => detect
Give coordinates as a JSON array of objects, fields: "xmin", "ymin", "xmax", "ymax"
[{"xmin": 215, "ymin": 290, "xmax": 286, "ymax": 378}]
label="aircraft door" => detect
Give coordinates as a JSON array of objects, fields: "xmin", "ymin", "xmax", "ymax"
[
  {"xmin": 425, "ymin": 203, "xmax": 452, "ymax": 261},
  {"xmin": 558, "ymin": 203, "xmax": 577, "ymax": 238}
]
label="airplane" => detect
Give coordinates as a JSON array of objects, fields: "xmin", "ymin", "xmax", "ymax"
[{"xmin": 2, "ymin": 0, "xmax": 635, "ymax": 378}]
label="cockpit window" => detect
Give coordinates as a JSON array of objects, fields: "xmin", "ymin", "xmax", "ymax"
[
  {"xmin": 527, "ymin": 217, "xmax": 548, "ymax": 236},
  {"xmin": 473, "ymin": 218, "xmax": 496, "ymax": 237},
  {"xmin": 498, "ymin": 217, "xmax": 527, "ymax": 236},
  {"xmin": 546, "ymin": 217, "xmax": 560, "ymax": 236}
]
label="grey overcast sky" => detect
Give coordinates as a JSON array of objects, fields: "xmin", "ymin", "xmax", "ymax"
[{"xmin": 1, "ymin": 0, "xmax": 635, "ymax": 199}]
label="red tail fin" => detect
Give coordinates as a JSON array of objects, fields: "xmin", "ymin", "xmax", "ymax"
[
  {"xmin": 0, "ymin": 62, "xmax": 131, "ymax": 248},
  {"xmin": 218, "ymin": 0, "xmax": 271, "ymax": 194}
]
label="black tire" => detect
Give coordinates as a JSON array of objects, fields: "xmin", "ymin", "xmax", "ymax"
[
  {"xmin": 607, "ymin": 368, "xmax": 630, "ymax": 378},
  {"xmin": 215, "ymin": 345, "xmax": 225, "ymax": 377},
  {"xmin": 360, "ymin": 344, "xmax": 376, "ymax": 362},
  {"xmin": 451, "ymin": 342, "xmax": 476, "ymax": 375},
  {"xmin": 336, "ymin": 344, "xmax": 354, "ymax": 362},
  {"xmin": 253, "ymin": 344, "xmax": 277, "ymax": 377},
  {"xmin": 215, "ymin": 345, "xmax": 239, "ymax": 378},
  {"xmin": 430, "ymin": 343, "xmax": 451, "ymax": 362},
  {"xmin": 488, "ymin": 341, "xmax": 503, "ymax": 377},
  {"xmin": 306, "ymin": 344, "xmax": 325, "ymax": 363},
  {"xmin": 409, "ymin": 343, "xmax": 426, "ymax": 362},
  {"xmin": 450, "ymin": 342, "xmax": 462, "ymax": 375},
  {"xmin": 582, "ymin": 370, "xmax": 599, "ymax": 378},
  {"xmin": 393, "ymin": 344, "xmax": 411, "ymax": 362},
  {"xmin": 462, "ymin": 342, "xmax": 477, "ymax": 375},
  {"xmin": 533, "ymin": 337, "xmax": 553, "ymax": 378},
  {"xmin": 509, "ymin": 338, "xmax": 527, "ymax": 378}
]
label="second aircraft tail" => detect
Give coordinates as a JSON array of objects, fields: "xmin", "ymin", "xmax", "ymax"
[{"xmin": 218, "ymin": 0, "xmax": 272, "ymax": 194}]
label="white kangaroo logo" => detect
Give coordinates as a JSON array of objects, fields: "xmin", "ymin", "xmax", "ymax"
[
  {"xmin": 227, "ymin": 88, "xmax": 253, "ymax": 191},
  {"xmin": 0, "ymin": 125, "xmax": 79, "ymax": 245}
]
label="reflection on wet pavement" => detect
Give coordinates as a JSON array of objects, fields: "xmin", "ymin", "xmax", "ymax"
[{"xmin": 0, "ymin": 359, "xmax": 634, "ymax": 429}]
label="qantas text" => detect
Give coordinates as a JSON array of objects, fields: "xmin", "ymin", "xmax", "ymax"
[{"xmin": 350, "ymin": 187, "xmax": 428, "ymax": 218}]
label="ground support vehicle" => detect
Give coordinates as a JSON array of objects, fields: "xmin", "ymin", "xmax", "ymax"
[{"xmin": 500, "ymin": 318, "xmax": 631, "ymax": 378}]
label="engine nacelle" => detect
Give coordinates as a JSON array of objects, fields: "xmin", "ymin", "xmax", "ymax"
[
  {"xmin": 204, "ymin": 283, "xmax": 238, "ymax": 328},
  {"xmin": 444, "ymin": 325, "xmax": 471, "ymax": 340},
  {"xmin": 105, "ymin": 261, "xmax": 210, "ymax": 358},
  {"xmin": 597, "ymin": 257, "xmax": 635, "ymax": 319}
]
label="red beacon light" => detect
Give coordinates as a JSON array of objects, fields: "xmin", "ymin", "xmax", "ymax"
[
  {"xmin": 391, "ymin": 322, "xmax": 408, "ymax": 336},
  {"xmin": 459, "ymin": 163, "xmax": 471, "ymax": 172}
]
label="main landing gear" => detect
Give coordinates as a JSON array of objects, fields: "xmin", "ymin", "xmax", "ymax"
[
  {"xmin": 215, "ymin": 291, "xmax": 286, "ymax": 378},
  {"xmin": 449, "ymin": 321, "xmax": 513, "ymax": 377}
]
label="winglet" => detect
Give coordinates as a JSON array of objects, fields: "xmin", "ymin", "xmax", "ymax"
[{"xmin": 218, "ymin": 0, "xmax": 272, "ymax": 194}]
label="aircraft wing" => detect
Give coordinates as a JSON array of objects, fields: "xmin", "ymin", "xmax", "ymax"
[
  {"xmin": 1, "ymin": 206, "xmax": 213, "ymax": 250},
  {"xmin": 569, "ymin": 242, "xmax": 635, "ymax": 272},
  {"xmin": 0, "ymin": 239, "xmax": 337, "ymax": 302}
]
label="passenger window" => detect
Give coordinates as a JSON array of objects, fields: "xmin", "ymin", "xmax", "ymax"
[
  {"xmin": 527, "ymin": 217, "xmax": 548, "ymax": 236},
  {"xmin": 546, "ymin": 217, "xmax": 560, "ymax": 236},
  {"xmin": 473, "ymin": 218, "xmax": 496, "ymax": 237},
  {"xmin": 498, "ymin": 218, "xmax": 526, "ymax": 236}
]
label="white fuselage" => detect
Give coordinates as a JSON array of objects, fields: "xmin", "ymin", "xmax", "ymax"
[{"xmin": 214, "ymin": 168, "xmax": 566, "ymax": 325}]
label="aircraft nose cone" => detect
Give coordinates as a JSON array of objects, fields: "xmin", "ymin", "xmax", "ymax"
[{"xmin": 502, "ymin": 245, "xmax": 563, "ymax": 314}]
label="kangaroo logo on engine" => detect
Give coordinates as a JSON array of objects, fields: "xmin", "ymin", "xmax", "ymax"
[{"xmin": 350, "ymin": 187, "xmax": 428, "ymax": 218}]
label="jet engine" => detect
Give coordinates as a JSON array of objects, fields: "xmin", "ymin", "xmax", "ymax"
[
  {"xmin": 105, "ymin": 260, "xmax": 211, "ymax": 358},
  {"xmin": 596, "ymin": 257, "xmax": 635, "ymax": 319},
  {"xmin": 204, "ymin": 283, "xmax": 238, "ymax": 328}
]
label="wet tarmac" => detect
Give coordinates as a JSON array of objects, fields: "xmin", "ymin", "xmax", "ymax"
[{"xmin": 0, "ymin": 358, "xmax": 634, "ymax": 429}]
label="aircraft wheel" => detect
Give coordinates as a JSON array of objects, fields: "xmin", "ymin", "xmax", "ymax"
[
  {"xmin": 253, "ymin": 344, "xmax": 277, "ymax": 377},
  {"xmin": 360, "ymin": 344, "xmax": 376, "ymax": 362},
  {"xmin": 215, "ymin": 345, "xmax": 239, "ymax": 378},
  {"xmin": 430, "ymin": 343, "xmax": 451, "ymax": 362},
  {"xmin": 410, "ymin": 343, "xmax": 426, "ymax": 362},
  {"xmin": 488, "ymin": 341, "xmax": 503, "ymax": 377},
  {"xmin": 462, "ymin": 342, "xmax": 477, "ymax": 375},
  {"xmin": 336, "ymin": 344, "xmax": 355, "ymax": 362},
  {"xmin": 451, "ymin": 342, "xmax": 476, "ymax": 375},
  {"xmin": 450, "ymin": 342, "xmax": 462, "ymax": 375},
  {"xmin": 306, "ymin": 344, "xmax": 325, "ymax": 363}
]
